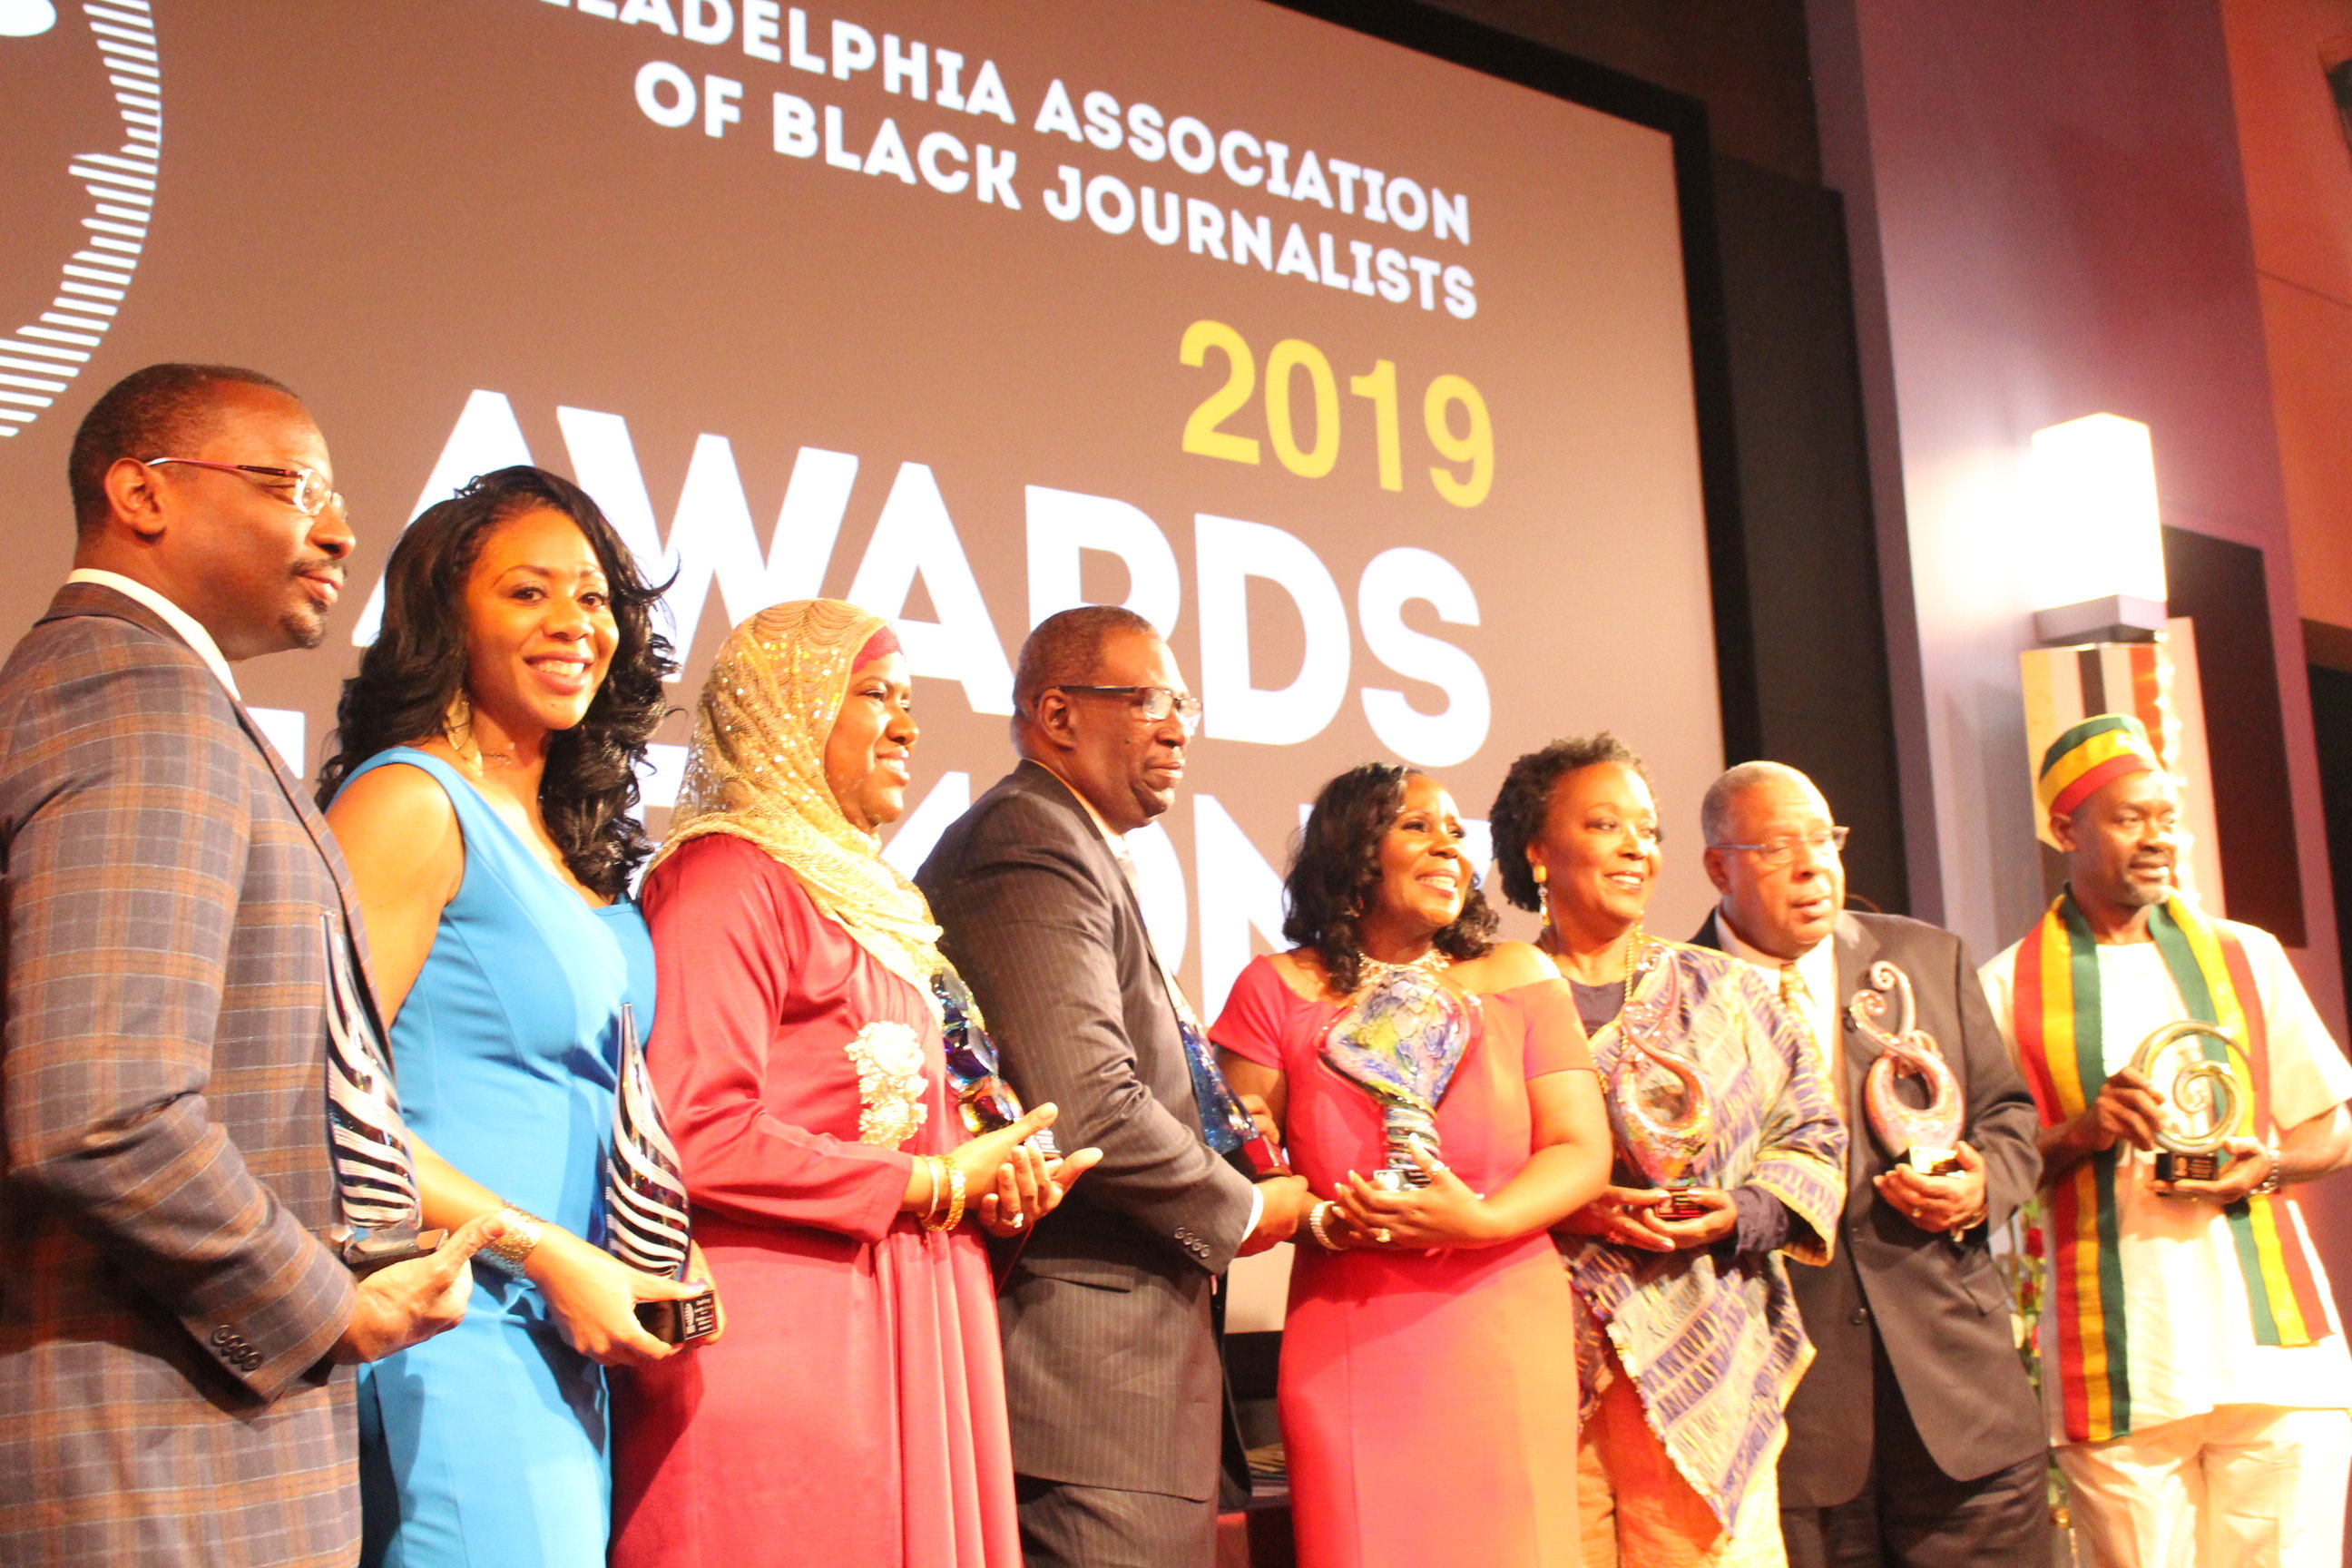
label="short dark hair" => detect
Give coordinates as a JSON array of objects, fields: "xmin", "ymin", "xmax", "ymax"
[
  {"xmin": 69, "ymin": 363, "xmax": 299, "ymax": 537},
  {"xmin": 315, "ymin": 466, "xmax": 677, "ymax": 900},
  {"xmin": 1486, "ymin": 733, "xmax": 1650, "ymax": 914},
  {"xmin": 1283, "ymin": 761, "xmax": 1496, "ymax": 993},
  {"xmin": 1014, "ymin": 604, "xmax": 1159, "ymax": 715}
]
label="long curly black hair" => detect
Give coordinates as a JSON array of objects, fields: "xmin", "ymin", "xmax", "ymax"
[
  {"xmin": 316, "ymin": 466, "xmax": 676, "ymax": 901},
  {"xmin": 1486, "ymin": 733, "xmax": 1651, "ymax": 915},
  {"xmin": 1282, "ymin": 761, "xmax": 1496, "ymax": 994}
]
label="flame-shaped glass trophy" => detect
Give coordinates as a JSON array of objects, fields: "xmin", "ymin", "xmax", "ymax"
[
  {"xmin": 605, "ymin": 1004, "xmax": 719, "ymax": 1344},
  {"xmin": 1847, "ymin": 961, "xmax": 1965, "ymax": 1175},
  {"xmin": 1318, "ymin": 963, "xmax": 1473, "ymax": 1190},
  {"xmin": 322, "ymin": 915, "xmax": 446, "ymax": 1274},
  {"xmin": 1610, "ymin": 945, "xmax": 1713, "ymax": 1217},
  {"xmin": 2125, "ymin": 1020, "xmax": 2245, "ymax": 1184}
]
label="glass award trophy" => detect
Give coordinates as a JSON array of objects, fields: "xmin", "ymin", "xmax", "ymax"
[
  {"xmin": 605, "ymin": 1004, "xmax": 719, "ymax": 1344},
  {"xmin": 322, "ymin": 915, "xmax": 445, "ymax": 1275},
  {"xmin": 1610, "ymin": 944, "xmax": 1713, "ymax": 1218},
  {"xmin": 2125, "ymin": 1019, "xmax": 2244, "ymax": 1184},
  {"xmin": 1319, "ymin": 962, "xmax": 1473, "ymax": 1190},
  {"xmin": 932, "ymin": 967, "xmax": 1057, "ymax": 1157},
  {"xmin": 1847, "ymin": 960, "xmax": 1965, "ymax": 1175}
]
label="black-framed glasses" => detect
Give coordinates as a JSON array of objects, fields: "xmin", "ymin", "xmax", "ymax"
[
  {"xmin": 1051, "ymin": 684, "xmax": 1203, "ymax": 736},
  {"xmin": 1713, "ymin": 826, "xmax": 1850, "ymax": 867},
  {"xmin": 143, "ymin": 456, "xmax": 343, "ymax": 517}
]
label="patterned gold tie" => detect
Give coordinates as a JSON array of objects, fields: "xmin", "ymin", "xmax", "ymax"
[{"xmin": 1782, "ymin": 960, "xmax": 1845, "ymax": 1112}]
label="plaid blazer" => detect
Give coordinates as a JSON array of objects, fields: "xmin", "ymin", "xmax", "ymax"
[{"xmin": 0, "ymin": 583, "xmax": 364, "ymax": 1567}]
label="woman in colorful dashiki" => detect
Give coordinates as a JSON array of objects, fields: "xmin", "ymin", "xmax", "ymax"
[
  {"xmin": 319, "ymin": 466, "xmax": 716, "ymax": 1568},
  {"xmin": 1488, "ymin": 735, "xmax": 1844, "ymax": 1568},
  {"xmin": 1210, "ymin": 762, "xmax": 1612, "ymax": 1568},
  {"xmin": 610, "ymin": 599, "xmax": 1097, "ymax": 1568}
]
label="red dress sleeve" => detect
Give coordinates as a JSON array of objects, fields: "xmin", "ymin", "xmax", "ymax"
[
  {"xmin": 642, "ymin": 834, "xmax": 912, "ymax": 1243},
  {"xmin": 1504, "ymin": 976, "xmax": 1596, "ymax": 1079},
  {"xmin": 1208, "ymin": 956, "xmax": 1299, "ymax": 1071}
]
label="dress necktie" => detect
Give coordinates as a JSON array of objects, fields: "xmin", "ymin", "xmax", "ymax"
[{"xmin": 1782, "ymin": 959, "xmax": 1846, "ymax": 1114}]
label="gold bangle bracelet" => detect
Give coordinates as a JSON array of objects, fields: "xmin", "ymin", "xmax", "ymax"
[
  {"xmin": 939, "ymin": 1161, "xmax": 966, "ymax": 1231},
  {"xmin": 1307, "ymin": 1200, "xmax": 1342, "ymax": 1251}
]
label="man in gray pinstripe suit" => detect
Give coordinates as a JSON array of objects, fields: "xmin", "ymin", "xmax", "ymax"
[
  {"xmin": 0, "ymin": 365, "xmax": 496, "ymax": 1566},
  {"xmin": 920, "ymin": 605, "xmax": 1308, "ymax": 1568}
]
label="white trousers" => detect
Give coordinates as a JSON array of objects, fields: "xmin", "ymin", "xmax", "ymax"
[{"xmin": 2056, "ymin": 1404, "xmax": 2352, "ymax": 1568}]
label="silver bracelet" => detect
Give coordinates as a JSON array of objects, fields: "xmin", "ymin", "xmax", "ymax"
[
  {"xmin": 2253, "ymin": 1143, "xmax": 2286, "ymax": 1198},
  {"xmin": 1306, "ymin": 1200, "xmax": 1343, "ymax": 1251},
  {"xmin": 475, "ymin": 1201, "xmax": 544, "ymax": 1278}
]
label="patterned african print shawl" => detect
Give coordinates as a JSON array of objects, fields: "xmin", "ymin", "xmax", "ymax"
[
  {"xmin": 2010, "ymin": 889, "xmax": 2332, "ymax": 1443},
  {"xmin": 1559, "ymin": 941, "xmax": 1846, "ymax": 1529}
]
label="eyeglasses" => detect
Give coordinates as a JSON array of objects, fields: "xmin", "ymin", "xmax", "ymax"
[
  {"xmin": 143, "ymin": 457, "xmax": 343, "ymax": 518},
  {"xmin": 932, "ymin": 969, "xmax": 1057, "ymax": 1152},
  {"xmin": 1713, "ymin": 826, "xmax": 1850, "ymax": 867},
  {"xmin": 1051, "ymin": 684, "xmax": 1203, "ymax": 736}
]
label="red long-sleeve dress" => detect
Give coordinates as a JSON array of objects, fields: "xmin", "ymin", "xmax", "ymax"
[{"xmin": 611, "ymin": 834, "xmax": 1020, "ymax": 1568}]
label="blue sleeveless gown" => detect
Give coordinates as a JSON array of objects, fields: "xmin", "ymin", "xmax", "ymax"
[{"xmin": 349, "ymin": 749, "xmax": 657, "ymax": 1568}]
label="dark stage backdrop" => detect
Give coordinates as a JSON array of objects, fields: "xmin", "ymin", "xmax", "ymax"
[{"xmin": 0, "ymin": 0, "xmax": 1725, "ymax": 1016}]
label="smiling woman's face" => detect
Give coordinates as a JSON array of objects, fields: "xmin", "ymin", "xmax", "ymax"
[
  {"xmin": 824, "ymin": 651, "xmax": 917, "ymax": 834},
  {"xmin": 459, "ymin": 506, "xmax": 616, "ymax": 742},
  {"xmin": 1529, "ymin": 760, "xmax": 1661, "ymax": 934},
  {"xmin": 1367, "ymin": 773, "xmax": 1471, "ymax": 940}
]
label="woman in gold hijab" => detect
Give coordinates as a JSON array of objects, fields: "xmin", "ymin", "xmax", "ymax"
[{"xmin": 611, "ymin": 601, "xmax": 1095, "ymax": 1568}]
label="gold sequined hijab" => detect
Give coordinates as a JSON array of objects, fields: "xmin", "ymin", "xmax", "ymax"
[{"xmin": 652, "ymin": 599, "xmax": 947, "ymax": 998}]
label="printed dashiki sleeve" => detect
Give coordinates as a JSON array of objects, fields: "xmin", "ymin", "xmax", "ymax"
[{"xmin": 1730, "ymin": 962, "xmax": 1845, "ymax": 1265}]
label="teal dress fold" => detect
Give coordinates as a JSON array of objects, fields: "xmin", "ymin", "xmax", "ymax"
[{"xmin": 348, "ymin": 748, "xmax": 656, "ymax": 1568}]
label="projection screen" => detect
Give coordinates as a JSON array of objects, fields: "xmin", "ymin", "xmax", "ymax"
[{"xmin": 0, "ymin": 0, "xmax": 1723, "ymax": 1016}]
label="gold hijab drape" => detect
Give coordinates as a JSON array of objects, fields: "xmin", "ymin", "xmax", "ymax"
[{"xmin": 652, "ymin": 599, "xmax": 948, "ymax": 1001}]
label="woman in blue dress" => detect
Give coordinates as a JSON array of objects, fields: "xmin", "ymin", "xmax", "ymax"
[{"xmin": 318, "ymin": 466, "xmax": 715, "ymax": 1567}]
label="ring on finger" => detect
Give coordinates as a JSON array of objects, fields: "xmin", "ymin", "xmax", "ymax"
[{"xmin": 1374, "ymin": 1227, "xmax": 1393, "ymax": 1244}]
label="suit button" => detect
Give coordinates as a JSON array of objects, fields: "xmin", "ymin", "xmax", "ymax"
[{"xmin": 1849, "ymin": 1307, "xmax": 1870, "ymax": 1325}]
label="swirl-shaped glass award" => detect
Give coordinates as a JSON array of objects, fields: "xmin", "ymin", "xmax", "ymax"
[
  {"xmin": 1609, "ymin": 945, "xmax": 1713, "ymax": 1217},
  {"xmin": 1847, "ymin": 960, "xmax": 1964, "ymax": 1175},
  {"xmin": 2125, "ymin": 1020, "xmax": 2244, "ymax": 1184},
  {"xmin": 1319, "ymin": 962, "xmax": 1473, "ymax": 1189}
]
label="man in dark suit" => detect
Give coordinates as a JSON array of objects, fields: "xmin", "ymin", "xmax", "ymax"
[
  {"xmin": 0, "ymin": 365, "xmax": 495, "ymax": 1566},
  {"xmin": 1690, "ymin": 760, "xmax": 2048, "ymax": 1566},
  {"xmin": 918, "ymin": 604, "xmax": 1308, "ymax": 1568}
]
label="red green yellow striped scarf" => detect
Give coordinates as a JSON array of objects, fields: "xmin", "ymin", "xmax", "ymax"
[{"xmin": 2011, "ymin": 891, "xmax": 2331, "ymax": 1441}]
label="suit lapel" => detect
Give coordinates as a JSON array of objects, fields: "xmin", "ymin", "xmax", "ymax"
[{"xmin": 44, "ymin": 583, "xmax": 387, "ymax": 1011}]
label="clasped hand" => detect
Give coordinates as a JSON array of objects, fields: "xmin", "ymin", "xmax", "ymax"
[
  {"xmin": 2082, "ymin": 1070, "xmax": 2275, "ymax": 1204},
  {"xmin": 1327, "ymin": 1143, "xmax": 1502, "ymax": 1250},
  {"xmin": 1875, "ymin": 1140, "xmax": 1987, "ymax": 1233},
  {"xmin": 1562, "ymin": 1184, "xmax": 1734, "ymax": 1251}
]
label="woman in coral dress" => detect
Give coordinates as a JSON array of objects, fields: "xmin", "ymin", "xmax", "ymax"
[
  {"xmin": 611, "ymin": 600, "xmax": 1094, "ymax": 1568},
  {"xmin": 1210, "ymin": 762, "xmax": 1612, "ymax": 1568}
]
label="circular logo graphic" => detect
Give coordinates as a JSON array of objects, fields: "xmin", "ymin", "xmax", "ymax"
[{"xmin": 1, "ymin": 1, "xmax": 161, "ymax": 441}]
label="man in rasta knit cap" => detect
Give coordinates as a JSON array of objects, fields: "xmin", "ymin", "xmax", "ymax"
[{"xmin": 1982, "ymin": 712, "xmax": 2352, "ymax": 1568}]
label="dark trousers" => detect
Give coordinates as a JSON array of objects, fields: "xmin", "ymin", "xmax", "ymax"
[
  {"xmin": 1781, "ymin": 1337, "xmax": 2053, "ymax": 1568},
  {"xmin": 1015, "ymin": 1475, "xmax": 1218, "ymax": 1568}
]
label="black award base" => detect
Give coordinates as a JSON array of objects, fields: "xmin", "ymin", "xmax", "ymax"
[
  {"xmin": 638, "ymin": 1286, "xmax": 720, "ymax": 1345},
  {"xmin": 2156, "ymin": 1150, "xmax": 2223, "ymax": 1183}
]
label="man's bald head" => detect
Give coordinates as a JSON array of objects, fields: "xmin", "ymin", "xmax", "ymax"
[{"xmin": 1702, "ymin": 760, "xmax": 1846, "ymax": 960}]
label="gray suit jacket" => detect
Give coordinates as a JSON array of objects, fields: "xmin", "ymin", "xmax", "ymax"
[
  {"xmin": 1692, "ymin": 910, "xmax": 2044, "ymax": 1505},
  {"xmin": 917, "ymin": 760, "xmax": 1256, "ymax": 1501},
  {"xmin": 0, "ymin": 584, "xmax": 364, "ymax": 1565}
]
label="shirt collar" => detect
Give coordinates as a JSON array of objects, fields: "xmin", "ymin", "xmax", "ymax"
[
  {"xmin": 66, "ymin": 568, "xmax": 241, "ymax": 699},
  {"xmin": 1713, "ymin": 904, "xmax": 1837, "ymax": 995}
]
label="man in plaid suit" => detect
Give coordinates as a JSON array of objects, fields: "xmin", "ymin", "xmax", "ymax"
[{"xmin": 0, "ymin": 365, "xmax": 499, "ymax": 1566}]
